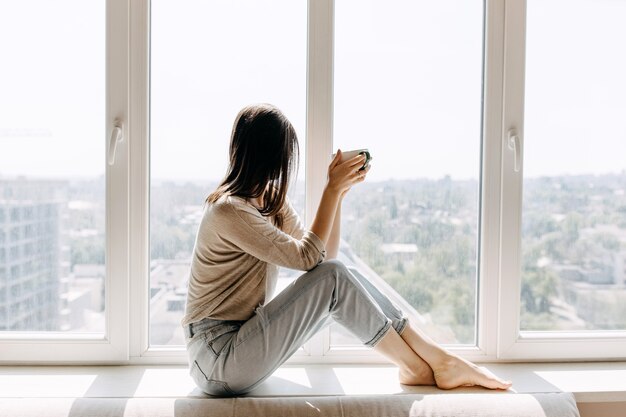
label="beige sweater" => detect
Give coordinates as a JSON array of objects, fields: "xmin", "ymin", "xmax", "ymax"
[{"xmin": 182, "ymin": 195, "xmax": 326, "ymax": 325}]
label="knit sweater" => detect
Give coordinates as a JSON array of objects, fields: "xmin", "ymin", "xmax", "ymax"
[{"xmin": 182, "ymin": 195, "xmax": 326, "ymax": 325}]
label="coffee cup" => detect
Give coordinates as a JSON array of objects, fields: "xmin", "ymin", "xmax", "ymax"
[{"xmin": 333, "ymin": 149, "xmax": 372, "ymax": 171}]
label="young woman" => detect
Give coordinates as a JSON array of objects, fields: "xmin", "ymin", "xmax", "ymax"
[{"xmin": 182, "ymin": 103, "xmax": 512, "ymax": 396}]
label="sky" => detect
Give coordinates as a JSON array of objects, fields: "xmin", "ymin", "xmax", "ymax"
[{"xmin": 1, "ymin": 0, "xmax": 625, "ymax": 182}]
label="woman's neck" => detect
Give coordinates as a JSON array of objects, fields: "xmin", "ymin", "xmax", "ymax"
[
  {"xmin": 249, "ymin": 196, "xmax": 263, "ymax": 209},
  {"xmin": 249, "ymin": 185, "xmax": 272, "ymax": 209}
]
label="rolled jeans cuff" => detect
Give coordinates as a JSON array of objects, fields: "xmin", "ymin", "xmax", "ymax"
[
  {"xmin": 394, "ymin": 317, "xmax": 409, "ymax": 336},
  {"xmin": 364, "ymin": 319, "xmax": 393, "ymax": 348}
]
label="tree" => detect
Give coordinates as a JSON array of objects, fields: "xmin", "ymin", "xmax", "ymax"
[{"xmin": 521, "ymin": 267, "xmax": 557, "ymax": 315}]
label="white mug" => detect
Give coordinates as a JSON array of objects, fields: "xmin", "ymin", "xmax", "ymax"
[{"xmin": 332, "ymin": 149, "xmax": 372, "ymax": 171}]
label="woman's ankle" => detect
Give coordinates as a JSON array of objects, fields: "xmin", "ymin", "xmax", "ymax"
[{"xmin": 399, "ymin": 366, "xmax": 435, "ymax": 386}]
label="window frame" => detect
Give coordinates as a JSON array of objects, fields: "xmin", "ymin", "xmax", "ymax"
[
  {"xmin": 307, "ymin": 0, "xmax": 498, "ymax": 363},
  {"xmin": 0, "ymin": 0, "xmax": 130, "ymax": 363},
  {"xmin": 2, "ymin": 0, "xmax": 626, "ymax": 364},
  {"xmin": 497, "ymin": 0, "xmax": 626, "ymax": 361}
]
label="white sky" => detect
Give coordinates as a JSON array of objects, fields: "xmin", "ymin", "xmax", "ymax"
[{"xmin": 1, "ymin": 0, "xmax": 625, "ymax": 182}]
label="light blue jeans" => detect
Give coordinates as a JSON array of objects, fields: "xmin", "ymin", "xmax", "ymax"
[{"xmin": 184, "ymin": 259, "xmax": 408, "ymax": 396}]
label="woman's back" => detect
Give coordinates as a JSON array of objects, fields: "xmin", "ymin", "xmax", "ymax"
[{"xmin": 182, "ymin": 195, "xmax": 325, "ymax": 325}]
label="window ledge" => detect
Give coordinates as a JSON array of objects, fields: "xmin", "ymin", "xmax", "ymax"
[{"xmin": 0, "ymin": 362, "xmax": 625, "ymax": 404}]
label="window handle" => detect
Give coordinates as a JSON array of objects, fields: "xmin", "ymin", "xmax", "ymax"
[
  {"xmin": 507, "ymin": 129, "xmax": 521, "ymax": 173},
  {"xmin": 108, "ymin": 120, "xmax": 124, "ymax": 166}
]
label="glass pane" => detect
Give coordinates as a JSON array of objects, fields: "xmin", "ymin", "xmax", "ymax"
[
  {"xmin": 521, "ymin": 0, "xmax": 626, "ymax": 331},
  {"xmin": 150, "ymin": 0, "xmax": 306, "ymax": 346},
  {"xmin": 0, "ymin": 1, "xmax": 105, "ymax": 332},
  {"xmin": 332, "ymin": 0, "xmax": 484, "ymax": 345}
]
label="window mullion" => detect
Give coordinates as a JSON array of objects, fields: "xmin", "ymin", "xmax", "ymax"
[
  {"xmin": 302, "ymin": 0, "xmax": 334, "ymax": 358},
  {"xmin": 105, "ymin": 0, "xmax": 131, "ymax": 362},
  {"xmin": 128, "ymin": 0, "xmax": 151, "ymax": 360},
  {"xmin": 477, "ymin": 0, "xmax": 507, "ymax": 360},
  {"xmin": 497, "ymin": 0, "xmax": 527, "ymax": 358}
]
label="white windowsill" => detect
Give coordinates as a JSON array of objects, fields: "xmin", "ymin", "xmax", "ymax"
[{"xmin": 0, "ymin": 362, "xmax": 625, "ymax": 404}]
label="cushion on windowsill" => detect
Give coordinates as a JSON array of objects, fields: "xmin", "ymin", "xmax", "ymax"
[
  {"xmin": 409, "ymin": 392, "xmax": 580, "ymax": 417},
  {"xmin": 0, "ymin": 392, "xmax": 580, "ymax": 417}
]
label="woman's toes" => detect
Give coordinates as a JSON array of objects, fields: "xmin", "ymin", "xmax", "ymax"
[
  {"xmin": 433, "ymin": 357, "xmax": 512, "ymax": 390},
  {"xmin": 476, "ymin": 366, "xmax": 512, "ymax": 390}
]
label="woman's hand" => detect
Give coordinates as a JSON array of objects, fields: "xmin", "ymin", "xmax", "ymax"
[
  {"xmin": 310, "ymin": 150, "xmax": 371, "ymax": 246},
  {"xmin": 327, "ymin": 149, "xmax": 371, "ymax": 196}
]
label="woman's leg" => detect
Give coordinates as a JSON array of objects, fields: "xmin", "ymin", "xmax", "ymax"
[
  {"xmin": 191, "ymin": 259, "xmax": 509, "ymax": 395},
  {"xmin": 344, "ymin": 265, "xmax": 511, "ymax": 390},
  {"xmin": 342, "ymin": 267, "xmax": 408, "ymax": 334},
  {"xmin": 399, "ymin": 324, "xmax": 511, "ymax": 389},
  {"xmin": 334, "ymin": 266, "xmax": 435, "ymax": 385},
  {"xmin": 200, "ymin": 260, "xmax": 431, "ymax": 394},
  {"xmin": 372, "ymin": 326, "xmax": 435, "ymax": 385}
]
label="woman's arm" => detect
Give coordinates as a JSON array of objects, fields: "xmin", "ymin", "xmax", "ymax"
[
  {"xmin": 211, "ymin": 200, "xmax": 326, "ymax": 271},
  {"xmin": 325, "ymin": 198, "xmax": 342, "ymax": 259},
  {"xmin": 310, "ymin": 150, "xmax": 369, "ymax": 250},
  {"xmin": 309, "ymin": 186, "xmax": 341, "ymax": 251}
]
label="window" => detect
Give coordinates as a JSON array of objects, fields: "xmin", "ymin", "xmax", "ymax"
[
  {"xmin": 520, "ymin": 0, "xmax": 626, "ymax": 332},
  {"xmin": 332, "ymin": 0, "xmax": 483, "ymax": 348},
  {"xmin": 10, "ymin": 209, "xmax": 20, "ymax": 223},
  {"xmin": 497, "ymin": 0, "xmax": 626, "ymax": 360},
  {"xmin": 0, "ymin": 0, "xmax": 129, "ymax": 362},
  {"xmin": 1, "ymin": 0, "xmax": 625, "ymax": 363},
  {"xmin": 149, "ymin": 0, "xmax": 307, "ymax": 347},
  {"xmin": 0, "ymin": 0, "xmax": 106, "ymax": 334},
  {"xmin": 9, "ymin": 246, "xmax": 19, "ymax": 260}
]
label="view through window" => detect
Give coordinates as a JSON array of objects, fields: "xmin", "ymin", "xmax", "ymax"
[
  {"xmin": 2, "ymin": 0, "xmax": 625, "ymax": 360},
  {"xmin": 332, "ymin": 0, "xmax": 484, "ymax": 346},
  {"xmin": 0, "ymin": 1, "xmax": 106, "ymax": 333},
  {"xmin": 520, "ymin": 0, "xmax": 626, "ymax": 332},
  {"xmin": 149, "ymin": 0, "xmax": 306, "ymax": 346}
]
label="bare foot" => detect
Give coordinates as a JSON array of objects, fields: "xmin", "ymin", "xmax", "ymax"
[
  {"xmin": 433, "ymin": 355, "xmax": 512, "ymax": 390},
  {"xmin": 399, "ymin": 367, "xmax": 436, "ymax": 386}
]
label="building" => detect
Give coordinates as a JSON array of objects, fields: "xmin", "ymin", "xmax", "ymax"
[
  {"xmin": 0, "ymin": 179, "xmax": 66, "ymax": 331},
  {"xmin": 380, "ymin": 243, "xmax": 419, "ymax": 267}
]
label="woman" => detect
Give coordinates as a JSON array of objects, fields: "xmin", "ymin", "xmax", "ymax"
[{"xmin": 183, "ymin": 103, "xmax": 512, "ymax": 396}]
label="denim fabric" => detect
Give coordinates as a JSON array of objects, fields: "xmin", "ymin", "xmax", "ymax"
[{"xmin": 184, "ymin": 259, "xmax": 408, "ymax": 396}]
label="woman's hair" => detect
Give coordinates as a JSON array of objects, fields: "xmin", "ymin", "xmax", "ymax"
[{"xmin": 206, "ymin": 103, "xmax": 299, "ymax": 229}]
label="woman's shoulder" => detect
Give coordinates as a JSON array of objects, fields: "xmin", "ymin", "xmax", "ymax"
[{"xmin": 205, "ymin": 194, "xmax": 259, "ymax": 219}]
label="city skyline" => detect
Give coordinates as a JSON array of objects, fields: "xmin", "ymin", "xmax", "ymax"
[{"xmin": 2, "ymin": 172, "xmax": 624, "ymax": 342}]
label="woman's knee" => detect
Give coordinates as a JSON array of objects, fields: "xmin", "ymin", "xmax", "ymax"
[
  {"xmin": 316, "ymin": 259, "xmax": 350, "ymax": 277},
  {"xmin": 304, "ymin": 259, "xmax": 357, "ymax": 296}
]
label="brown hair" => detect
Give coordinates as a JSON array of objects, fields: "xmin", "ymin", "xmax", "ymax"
[{"xmin": 206, "ymin": 104, "xmax": 299, "ymax": 229}]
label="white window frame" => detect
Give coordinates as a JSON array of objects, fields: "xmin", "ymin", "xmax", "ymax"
[
  {"xmin": 2, "ymin": 0, "xmax": 626, "ymax": 364},
  {"xmin": 0, "ymin": 0, "xmax": 130, "ymax": 363},
  {"xmin": 302, "ymin": 0, "xmax": 502, "ymax": 364},
  {"xmin": 497, "ymin": 0, "xmax": 626, "ymax": 361}
]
